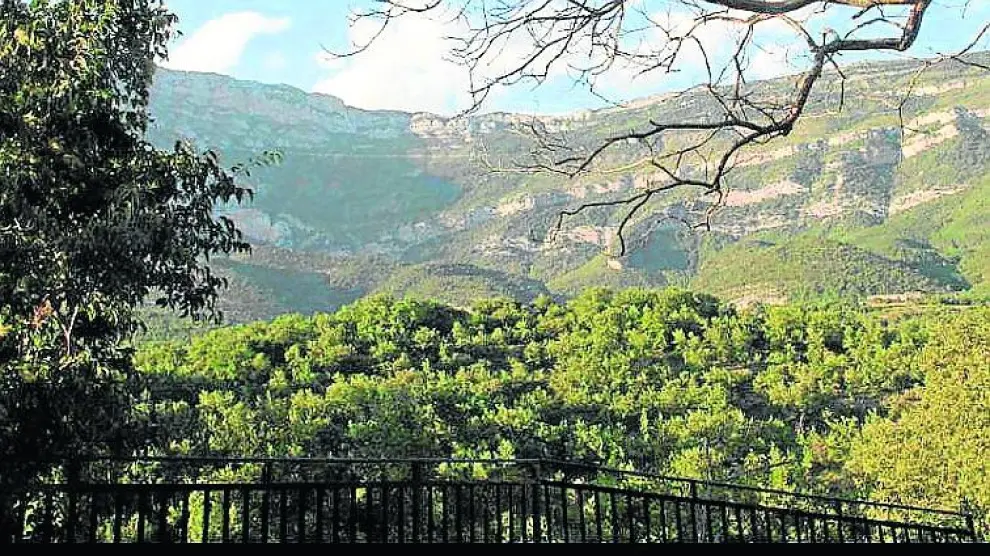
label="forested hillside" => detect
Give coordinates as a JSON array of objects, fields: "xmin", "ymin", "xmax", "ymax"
[
  {"xmin": 148, "ymin": 54, "xmax": 990, "ymax": 320},
  {"xmin": 134, "ymin": 289, "xmax": 990, "ymax": 533}
]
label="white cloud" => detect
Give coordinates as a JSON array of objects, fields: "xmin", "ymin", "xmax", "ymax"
[
  {"xmin": 313, "ymin": 16, "xmax": 473, "ymax": 114},
  {"xmin": 163, "ymin": 12, "xmax": 291, "ymax": 74},
  {"xmin": 262, "ymin": 51, "xmax": 288, "ymax": 72},
  {"xmin": 622, "ymin": 6, "xmax": 820, "ymax": 86},
  {"xmin": 311, "ymin": 4, "xmax": 825, "ymax": 114},
  {"xmin": 747, "ymin": 43, "xmax": 798, "ymax": 80}
]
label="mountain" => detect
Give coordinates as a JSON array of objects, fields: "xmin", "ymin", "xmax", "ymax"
[{"xmin": 147, "ymin": 54, "xmax": 990, "ymax": 321}]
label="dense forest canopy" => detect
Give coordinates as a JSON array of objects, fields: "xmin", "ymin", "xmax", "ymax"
[{"xmin": 134, "ymin": 289, "xmax": 990, "ymax": 534}]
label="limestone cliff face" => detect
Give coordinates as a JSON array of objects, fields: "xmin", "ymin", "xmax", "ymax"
[
  {"xmin": 150, "ymin": 69, "xmax": 412, "ymax": 152},
  {"xmin": 147, "ymin": 55, "xmax": 990, "ymax": 317}
]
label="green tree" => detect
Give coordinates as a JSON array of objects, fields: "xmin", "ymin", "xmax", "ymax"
[
  {"xmin": 845, "ymin": 308, "xmax": 990, "ymax": 535},
  {"xmin": 0, "ymin": 0, "xmax": 257, "ymax": 478}
]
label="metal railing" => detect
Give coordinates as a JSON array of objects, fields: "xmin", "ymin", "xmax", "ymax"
[{"xmin": 0, "ymin": 458, "xmax": 977, "ymax": 543}]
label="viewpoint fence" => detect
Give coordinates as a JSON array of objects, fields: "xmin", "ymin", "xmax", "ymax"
[{"xmin": 0, "ymin": 457, "xmax": 977, "ymax": 543}]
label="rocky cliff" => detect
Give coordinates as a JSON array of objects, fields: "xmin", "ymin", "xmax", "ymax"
[{"xmin": 148, "ymin": 54, "xmax": 990, "ymax": 321}]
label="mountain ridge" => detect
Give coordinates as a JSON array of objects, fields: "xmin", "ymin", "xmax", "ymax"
[{"xmin": 148, "ymin": 53, "xmax": 990, "ymax": 321}]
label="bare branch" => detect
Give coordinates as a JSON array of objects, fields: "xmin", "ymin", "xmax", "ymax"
[{"xmin": 338, "ymin": 0, "xmax": 985, "ymax": 258}]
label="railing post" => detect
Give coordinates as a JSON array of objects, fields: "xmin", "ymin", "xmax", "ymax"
[
  {"xmin": 835, "ymin": 501, "xmax": 845, "ymax": 543},
  {"xmin": 66, "ymin": 460, "xmax": 80, "ymax": 543},
  {"xmin": 959, "ymin": 498, "xmax": 976, "ymax": 543},
  {"xmin": 689, "ymin": 480, "xmax": 699, "ymax": 543},
  {"xmin": 261, "ymin": 462, "xmax": 271, "ymax": 543},
  {"xmin": 531, "ymin": 462, "xmax": 542, "ymax": 543},
  {"xmin": 0, "ymin": 488, "xmax": 9, "ymax": 543},
  {"xmin": 412, "ymin": 463, "xmax": 422, "ymax": 543}
]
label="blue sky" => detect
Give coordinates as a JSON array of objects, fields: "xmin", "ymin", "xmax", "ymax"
[{"xmin": 161, "ymin": 1, "xmax": 990, "ymax": 115}]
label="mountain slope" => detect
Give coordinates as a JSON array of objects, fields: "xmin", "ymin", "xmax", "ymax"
[{"xmin": 148, "ymin": 54, "xmax": 990, "ymax": 320}]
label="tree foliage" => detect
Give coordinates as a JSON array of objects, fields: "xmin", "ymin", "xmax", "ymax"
[
  {"xmin": 132, "ymin": 289, "xmax": 990, "ymax": 530},
  {"xmin": 0, "ymin": 0, "xmax": 254, "ymax": 472},
  {"xmin": 845, "ymin": 308, "xmax": 990, "ymax": 535}
]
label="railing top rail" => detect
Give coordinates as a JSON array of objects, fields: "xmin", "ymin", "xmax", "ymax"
[
  {"xmin": 17, "ymin": 455, "xmax": 969, "ymax": 521},
  {"xmin": 538, "ymin": 459, "xmax": 971, "ymax": 518}
]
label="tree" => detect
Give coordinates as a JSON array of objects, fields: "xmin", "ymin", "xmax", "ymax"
[
  {"xmin": 0, "ymin": 0, "xmax": 258, "ymax": 478},
  {"xmin": 844, "ymin": 308, "xmax": 990, "ymax": 535},
  {"xmin": 340, "ymin": 0, "xmax": 989, "ymax": 256}
]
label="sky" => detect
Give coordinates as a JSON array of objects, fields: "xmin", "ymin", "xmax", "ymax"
[{"xmin": 160, "ymin": 0, "xmax": 990, "ymax": 115}]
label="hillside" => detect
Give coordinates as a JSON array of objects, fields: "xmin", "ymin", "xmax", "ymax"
[{"xmin": 147, "ymin": 54, "xmax": 990, "ymax": 320}]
